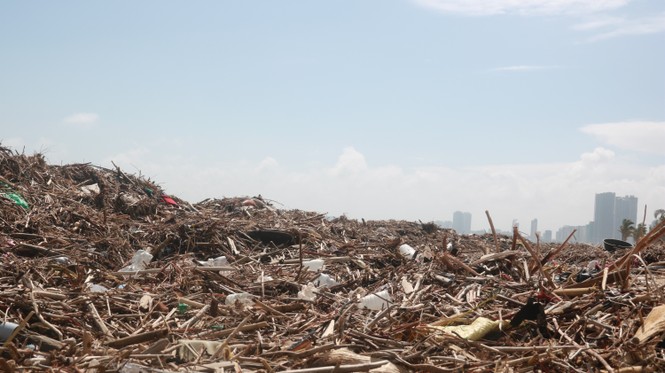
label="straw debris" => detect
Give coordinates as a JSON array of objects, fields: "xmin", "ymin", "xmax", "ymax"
[{"xmin": 1, "ymin": 145, "xmax": 665, "ymax": 372}]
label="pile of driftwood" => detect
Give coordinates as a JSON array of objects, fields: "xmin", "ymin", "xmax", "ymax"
[{"xmin": 1, "ymin": 146, "xmax": 664, "ymax": 372}]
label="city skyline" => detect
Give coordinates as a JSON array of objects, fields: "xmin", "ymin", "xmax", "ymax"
[{"xmin": 440, "ymin": 191, "xmax": 649, "ymax": 244}]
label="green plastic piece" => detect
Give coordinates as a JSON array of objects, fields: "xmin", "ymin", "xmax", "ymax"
[
  {"xmin": 1, "ymin": 193, "xmax": 29, "ymax": 209},
  {"xmin": 178, "ymin": 303, "xmax": 188, "ymax": 314}
]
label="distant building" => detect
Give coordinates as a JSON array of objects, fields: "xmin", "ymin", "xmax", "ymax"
[
  {"xmin": 556, "ymin": 225, "xmax": 577, "ymax": 243},
  {"xmin": 452, "ymin": 211, "xmax": 472, "ymax": 234},
  {"xmin": 593, "ymin": 192, "xmax": 616, "ymax": 243},
  {"xmin": 577, "ymin": 223, "xmax": 593, "ymax": 243},
  {"xmin": 542, "ymin": 230, "xmax": 552, "ymax": 243},
  {"xmin": 530, "ymin": 219, "xmax": 538, "ymax": 241},
  {"xmin": 591, "ymin": 192, "xmax": 639, "ymax": 243},
  {"xmin": 555, "ymin": 222, "xmax": 593, "ymax": 243},
  {"xmin": 614, "ymin": 195, "xmax": 638, "ymax": 239},
  {"xmin": 436, "ymin": 220, "xmax": 453, "ymax": 229}
]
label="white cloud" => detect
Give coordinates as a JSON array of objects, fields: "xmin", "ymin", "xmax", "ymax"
[
  {"xmin": 490, "ymin": 65, "xmax": 560, "ymax": 72},
  {"xmin": 572, "ymin": 16, "xmax": 623, "ymax": 31},
  {"xmin": 580, "ymin": 121, "xmax": 665, "ymax": 156},
  {"xmin": 257, "ymin": 157, "xmax": 279, "ymax": 173},
  {"xmin": 412, "ymin": 0, "xmax": 629, "ymax": 16},
  {"xmin": 63, "ymin": 112, "xmax": 100, "ymax": 129},
  {"xmin": 575, "ymin": 12, "xmax": 665, "ymax": 41},
  {"xmin": 78, "ymin": 143, "xmax": 665, "ymax": 234},
  {"xmin": 329, "ymin": 147, "xmax": 368, "ymax": 176},
  {"xmin": 579, "ymin": 147, "xmax": 615, "ymax": 163}
]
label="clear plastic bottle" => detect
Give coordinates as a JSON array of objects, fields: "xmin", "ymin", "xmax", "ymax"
[{"xmin": 359, "ymin": 290, "xmax": 392, "ymax": 310}]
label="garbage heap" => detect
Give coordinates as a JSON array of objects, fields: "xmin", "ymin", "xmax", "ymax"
[{"xmin": 1, "ymin": 145, "xmax": 664, "ymax": 373}]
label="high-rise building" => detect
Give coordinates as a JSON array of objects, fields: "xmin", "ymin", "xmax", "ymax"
[
  {"xmin": 614, "ymin": 195, "xmax": 638, "ymax": 239},
  {"xmin": 542, "ymin": 230, "xmax": 552, "ymax": 243},
  {"xmin": 556, "ymin": 225, "xmax": 577, "ymax": 243},
  {"xmin": 530, "ymin": 219, "xmax": 538, "ymax": 241},
  {"xmin": 591, "ymin": 192, "xmax": 639, "ymax": 243},
  {"xmin": 452, "ymin": 211, "xmax": 472, "ymax": 234},
  {"xmin": 593, "ymin": 192, "xmax": 616, "ymax": 243},
  {"xmin": 436, "ymin": 220, "xmax": 453, "ymax": 229}
]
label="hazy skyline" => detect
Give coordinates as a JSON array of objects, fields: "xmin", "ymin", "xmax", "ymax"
[{"xmin": 2, "ymin": 1, "xmax": 664, "ymax": 233}]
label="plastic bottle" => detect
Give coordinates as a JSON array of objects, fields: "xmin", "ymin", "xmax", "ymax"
[
  {"xmin": 199, "ymin": 256, "xmax": 229, "ymax": 266},
  {"xmin": 120, "ymin": 249, "xmax": 153, "ymax": 272},
  {"xmin": 225, "ymin": 292, "xmax": 255, "ymax": 306},
  {"xmin": 303, "ymin": 259, "xmax": 325, "ymax": 272},
  {"xmin": 399, "ymin": 244, "xmax": 416, "ymax": 259},
  {"xmin": 359, "ymin": 290, "xmax": 392, "ymax": 310},
  {"xmin": 314, "ymin": 273, "xmax": 338, "ymax": 288},
  {"xmin": 297, "ymin": 283, "xmax": 317, "ymax": 301},
  {"xmin": 87, "ymin": 283, "xmax": 109, "ymax": 293}
]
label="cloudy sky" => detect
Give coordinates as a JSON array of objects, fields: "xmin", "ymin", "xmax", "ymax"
[{"xmin": 1, "ymin": 0, "xmax": 664, "ymax": 234}]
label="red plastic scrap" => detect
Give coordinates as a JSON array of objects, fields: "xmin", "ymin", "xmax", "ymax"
[{"xmin": 162, "ymin": 195, "xmax": 178, "ymax": 206}]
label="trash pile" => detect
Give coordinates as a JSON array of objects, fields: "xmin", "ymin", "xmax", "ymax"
[{"xmin": 1, "ymin": 145, "xmax": 665, "ymax": 372}]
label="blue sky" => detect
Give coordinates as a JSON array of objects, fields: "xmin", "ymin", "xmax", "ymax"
[{"xmin": 2, "ymin": 0, "xmax": 664, "ymax": 234}]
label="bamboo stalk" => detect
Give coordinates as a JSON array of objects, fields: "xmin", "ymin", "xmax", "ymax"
[{"xmin": 485, "ymin": 210, "xmax": 499, "ymax": 254}]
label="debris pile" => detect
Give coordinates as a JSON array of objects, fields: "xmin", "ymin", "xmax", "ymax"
[{"xmin": 1, "ymin": 146, "xmax": 664, "ymax": 372}]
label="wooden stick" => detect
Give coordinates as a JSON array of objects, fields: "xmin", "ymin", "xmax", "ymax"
[
  {"xmin": 536, "ymin": 229, "xmax": 576, "ymax": 271},
  {"xmin": 87, "ymin": 301, "xmax": 111, "ymax": 337},
  {"xmin": 106, "ymin": 328, "xmax": 168, "ymax": 349},
  {"xmin": 584, "ymin": 349, "xmax": 614, "ymax": 373},
  {"xmin": 516, "ymin": 232, "xmax": 556, "ymax": 288},
  {"xmin": 181, "ymin": 305, "xmax": 210, "ymax": 330},
  {"xmin": 279, "ymin": 361, "xmax": 389, "ymax": 373},
  {"xmin": 32, "ymin": 290, "xmax": 67, "ymax": 301},
  {"xmin": 485, "ymin": 210, "xmax": 498, "ymax": 254},
  {"xmin": 212, "ymin": 315, "xmax": 251, "ymax": 359},
  {"xmin": 554, "ymin": 287, "xmax": 597, "ymax": 297},
  {"xmin": 254, "ymin": 299, "xmax": 287, "ymax": 317},
  {"xmin": 30, "ymin": 287, "xmax": 63, "ymax": 340},
  {"xmin": 206, "ymin": 322, "xmax": 269, "ymax": 338},
  {"xmin": 441, "ymin": 251, "xmax": 479, "ymax": 276}
]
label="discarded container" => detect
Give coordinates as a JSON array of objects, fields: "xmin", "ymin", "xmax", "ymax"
[
  {"xmin": 426, "ymin": 317, "xmax": 509, "ymax": 341},
  {"xmin": 87, "ymin": 283, "xmax": 109, "ymax": 293},
  {"xmin": 119, "ymin": 249, "xmax": 153, "ymax": 272},
  {"xmin": 225, "ymin": 292, "xmax": 255, "ymax": 306},
  {"xmin": 554, "ymin": 272, "xmax": 571, "ymax": 283},
  {"xmin": 255, "ymin": 274, "xmax": 274, "ymax": 283},
  {"xmin": 603, "ymin": 238, "xmax": 632, "ymax": 252},
  {"xmin": 359, "ymin": 290, "xmax": 392, "ymax": 310},
  {"xmin": 198, "ymin": 256, "xmax": 229, "ymax": 267},
  {"xmin": 297, "ymin": 283, "xmax": 317, "ymax": 301},
  {"xmin": 399, "ymin": 244, "xmax": 416, "ymax": 260},
  {"xmin": 433, "ymin": 273, "xmax": 455, "ymax": 286},
  {"xmin": 401, "ymin": 277, "xmax": 414, "ymax": 294},
  {"xmin": 79, "ymin": 183, "xmax": 100, "ymax": 196},
  {"xmin": 303, "ymin": 259, "xmax": 325, "ymax": 272},
  {"xmin": 51, "ymin": 256, "xmax": 72, "ymax": 265},
  {"xmin": 0, "ymin": 321, "xmax": 19, "ymax": 342},
  {"xmin": 314, "ymin": 273, "xmax": 338, "ymax": 288}
]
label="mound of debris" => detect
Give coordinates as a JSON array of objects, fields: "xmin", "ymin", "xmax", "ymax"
[{"xmin": 1, "ymin": 146, "xmax": 664, "ymax": 372}]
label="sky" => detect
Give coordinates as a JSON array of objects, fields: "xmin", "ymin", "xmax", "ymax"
[{"xmin": 1, "ymin": 0, "xmax": 664, "ymax": 235}]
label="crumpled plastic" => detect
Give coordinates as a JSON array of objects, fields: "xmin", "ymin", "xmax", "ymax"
[
  {"xmin": 177, "ymin": 339, "xmax": 232, "ymax": 361},
  {"xmin": 1, "ymin": 192, "xmax": 29, "ymax": 209},
  {"xmin": 425, "ymin": 317, "xmax": 509, "ymax": 341}
]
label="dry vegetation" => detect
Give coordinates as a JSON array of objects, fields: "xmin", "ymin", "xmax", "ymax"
[{"xmin": 1, "ymin": 146, "xmax": 665, "ymax": 372}]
